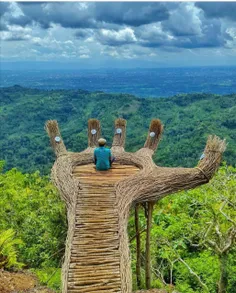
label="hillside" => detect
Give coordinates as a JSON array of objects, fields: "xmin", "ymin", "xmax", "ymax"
[{"xmin": 0, "ymin": 85, "xmax": 235, "ymax": 174}]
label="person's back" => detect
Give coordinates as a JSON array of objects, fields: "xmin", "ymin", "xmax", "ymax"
[{"xmin": 94, "ymin": 138, "xmax": 112, "ymax": 171}]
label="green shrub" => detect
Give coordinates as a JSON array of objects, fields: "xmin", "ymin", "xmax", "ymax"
[
  {"xmin": 0, "ymin": 163, "xmax": 67, "ymax": 269},
  {"xmin": 32, "ymin": 268, "xmax": 61, "ymax": 291},
  {"xmin": 0, "ymin": 229, "xmax": 24, "ymax": 269}
]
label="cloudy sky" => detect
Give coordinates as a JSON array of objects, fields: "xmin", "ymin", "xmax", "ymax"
[{"xmin": 1, "ymin": 1, "xmax": 236, "ymax": 68}]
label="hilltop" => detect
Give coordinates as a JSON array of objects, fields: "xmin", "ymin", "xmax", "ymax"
[{"xmin": 0, "ymin": 86, "xmax": 235, "ymax": 173}]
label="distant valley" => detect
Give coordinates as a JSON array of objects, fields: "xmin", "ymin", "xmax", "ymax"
[
  {"xmin": 1, "ymin": 66, "xmax": 236, "ymax": 97},
  {"xmin": 0, "ymin": 86, "xmax": 235, "ymax": 174}
]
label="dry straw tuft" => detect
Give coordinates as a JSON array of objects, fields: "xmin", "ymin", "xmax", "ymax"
[
  {"xmin": 144, "ymin": 119, "xmax": 164, "ymax": 151},
  {"xmin": 149, "ymin": 119, "xmax": 163, "ymax": 135},
  {"xmin": 115, "ymin": 118, "xmax": 127, "ymax": 127},
  {"xmin": 205, "ymin": 135, "xmax": 227, "ymax": 153},
  {"xmin": 197, "ymin": 135, "xmax": 227, "ymax": 181},
  {"xmin": 45, "ymin": 120, "xmax": 58, "ymax": 137}
]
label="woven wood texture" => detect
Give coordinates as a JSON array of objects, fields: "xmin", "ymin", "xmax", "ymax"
[
  {"xmin": 67, "ymin": 164, "xmax": 139, "ymax": 292},
  {"xmin": 45, "ymin": 119, "xmax": 226, "ymax": 293}
]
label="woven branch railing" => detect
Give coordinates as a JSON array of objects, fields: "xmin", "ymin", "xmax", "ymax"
[{"xmin": 45, "ymin": 118, "xmax": 226, "ymax": 293}]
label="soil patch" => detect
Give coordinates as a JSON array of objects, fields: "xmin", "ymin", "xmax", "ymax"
[
  {"xmin": 0, "ymin": 270, "xmax": 37, "ymax": 293},
  {"xmin": 0, "ymin": 270, "xmax": 167, "ymax": 293}
]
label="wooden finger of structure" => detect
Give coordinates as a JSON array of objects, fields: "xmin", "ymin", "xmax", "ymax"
[{"xmin": 88, "ymin": 119, "xmax": 101, "ymax": 148}]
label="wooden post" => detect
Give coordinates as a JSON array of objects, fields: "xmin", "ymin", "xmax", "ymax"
[
  {"xmin": 145, "ymin": 202, "xmax": 154, "ymax": 289},
  {"xmin": 135, "ymin": 204, "xmax": 142, "ymax": 289}
]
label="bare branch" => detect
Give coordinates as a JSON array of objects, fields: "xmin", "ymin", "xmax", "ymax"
[
  {"xmin": 130, "ymin": 227, "xmax": 147, "ymax": 242},
  {"xmin": 187, "ymin": 222, "xmax": 214, "ymax": 248},
  {"xmin": 206, "ymin": 239, "xmax": 222, "ymax": 254},
  {"xmin": 200, "ymin": 223, "xmax": 222, "ymax": 254},
  {"xmin": 178, "ymin": 257, "xmax": 209, "ymax": 291},
  {"xmin": 222, "ymin": 226, "xmax": 236, "ymax": 253},
  {"xmin": 204, "ymin": 222, "xmax": 214, "ymax": 239},
  {"xmin": 141, "ymin": 254, "xmax": 167, "ymax": 286},
  {"xmin": 219, "ymin": 201, "xmax": 236, "ymax": 225},
  {"xmin": 152, "ymin": 266, "xmax": 167, "ymax": 286},
  {"xmin": 215, "ymin": 222, "xmax": 222, "ymax": 239},
  {"xmin": 163, "ymin": 239, "xmax": 209, "ymax": 291}
]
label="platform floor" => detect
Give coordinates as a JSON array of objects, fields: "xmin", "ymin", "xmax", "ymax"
[{"xmin": 73, "ymin": 163, "xmax": 140, "ymax": 185}]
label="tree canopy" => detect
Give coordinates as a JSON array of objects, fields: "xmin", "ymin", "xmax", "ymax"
[{"xmin": 0, "ymin": 86, "xmax": 235, "ymax": 174}]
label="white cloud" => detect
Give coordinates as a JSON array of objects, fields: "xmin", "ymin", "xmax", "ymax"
[
  {"xmin": 163, "ymin": 2, "xmax": 203, "ymax": 36},
  {"xmin": 101, "ymin": 44, "xmax": 158, "ymax": 60},
  {"xmin": 96, "ymin": 27, "xmax": 137, "ymax": 46},
  {"xmin": 225, "ymin": 27, "xmax": 236, "ymax": 48},
  {"xmin": 136, "ymin": 22, "xmax": 173, "ymax": 47},
  {"xmin": 80, "ymin": 54, "xmax": 90, "ymax": 59},
  {"xmin": 65, "ymin": 40, "xmax": 73, "ymax": 45},
  {"xmin": 1, "ymin": 25, "xmax": 32, "ymax": 41}
]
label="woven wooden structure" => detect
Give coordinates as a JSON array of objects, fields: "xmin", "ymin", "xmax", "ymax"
[{"xmin": 45, "ymin": 118, "xmax": 226, "ymax": 293}]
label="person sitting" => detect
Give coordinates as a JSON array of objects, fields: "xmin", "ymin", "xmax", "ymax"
[{"xmin": 94, "ymin": 138, "xmax": 114, "ymax": 171}]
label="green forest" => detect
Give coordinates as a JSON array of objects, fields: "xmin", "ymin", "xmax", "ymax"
[
  {"xmin": 0, "ymin": 162, "xmax": 235, "ymax": 292},
  {"xmin": 0, "ymin": 86, "xmax": 235, "ymax": 173},
  {"xmin": 0, "ymin": 86, "xmax": 235, "ymax": 292}
]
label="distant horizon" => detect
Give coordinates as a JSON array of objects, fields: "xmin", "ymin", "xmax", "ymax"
[
  {"xmin": 1, "ymin": 66, "xmax": 236, "ymax": 98},
  {"xmin": 2, "ymin": 62, "xmax": 236, "ymax": 71}
]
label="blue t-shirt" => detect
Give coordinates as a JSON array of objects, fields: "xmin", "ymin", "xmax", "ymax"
[{"xmin": 94, "ymin": 147, "xmax": 111, "ymax": 171}]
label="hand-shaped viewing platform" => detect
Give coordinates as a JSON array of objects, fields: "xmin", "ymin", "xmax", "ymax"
[{"xmin": 45, "ymin": 118, "xmax": 226, "ymax": 293}]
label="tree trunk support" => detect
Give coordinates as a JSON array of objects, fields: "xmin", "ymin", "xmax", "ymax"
[
  {"xmin": 135, "ymin": 204, "xmax": 142, "ymax": 289},
  {"xmin": 145, "ymin": 202, "xmax": 154, "ymax": 289}
]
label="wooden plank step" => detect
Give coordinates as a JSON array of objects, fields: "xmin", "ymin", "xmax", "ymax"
[
  {"xmin": 69, "ymin": 259, "xmax": 120, "ymax": 265},
  {"xmin": 72, "ymin": 233, "xmax": 118, "ymax": 239}
]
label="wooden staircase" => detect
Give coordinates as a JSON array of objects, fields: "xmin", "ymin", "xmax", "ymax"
[{"xmin": 68, "ymin": 164, "xmax": 139, "ymax": 293}]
